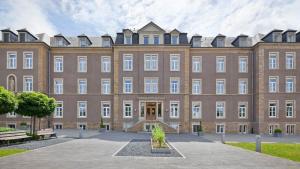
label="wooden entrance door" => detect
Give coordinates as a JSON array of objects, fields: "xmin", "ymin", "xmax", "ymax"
[{"xmin": 146, "ymin": 102, "xmax": 156, "ymax": 120}]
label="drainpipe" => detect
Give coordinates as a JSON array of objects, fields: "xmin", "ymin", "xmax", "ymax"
[
  {"xmin": 251, "ymin": 50, "xmax": 255, "ymax": 133},
  {"xmin": 47, "ymin": 48, "xmax": 51, "ymax": 128}
]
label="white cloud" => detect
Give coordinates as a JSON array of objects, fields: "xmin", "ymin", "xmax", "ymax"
[{"xmin": 0, "ymin": 0, "xmax": 57, "ymax": 37}]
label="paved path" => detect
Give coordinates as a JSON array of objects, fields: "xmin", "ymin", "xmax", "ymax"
[{"xmin": 0, "ymin": 132, "xmax": 299, "ymax": 169}]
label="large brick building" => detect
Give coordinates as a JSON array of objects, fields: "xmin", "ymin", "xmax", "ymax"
[{"xmin": 0, "ymin": 22, "xmax": 299, "ymax": 135}]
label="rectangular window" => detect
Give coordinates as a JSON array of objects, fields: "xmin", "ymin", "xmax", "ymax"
[
  {"xmin": 7, "ymin": 123, "xmax": 16, "ymax": 129},
  {"xmin": 239, "ymin": 56, "xmax": 248, "ymax": 73},
  {"xmin": 239, "ymin": 79, "xmax": 248, "ymax": 94},
  {"xmin": 123, "ymin": 77, "xmax": 133, "ymax": 93},
  {"xmin": 54, "ymin": 56, "xmax": 63, "ymax": 72},
  {"xmin": 286, "ymin": 124, "xmax": 295, "ymax": 135},
  {"xmin": 170, "ymin": 77, "xmax": 180, "ymax": 94},
  {"xmin": 144, "ymin": 36, "xmax": 149, "ymax": 44},
  {"xmin": 216, "ymin": 101, "xmax": 225, "ymax": 118},
  {"xmin": 192, "ymin": 101, "xmax": 201, "ymax": 119},
  {"xmin": 239, "ymin": 124, "xmax": 248, "ymax": 134},
  {"xmin": 269, "ymin": 76, "xmax": 278, "ymax": 93},
  {"xmin": 78, "ymin": 79, "xmax": 87, "ymax": 94},
  {"xmin": 23, "ymin": 76, "xmax": 33, "ymax": 92},
  {"xmin": 192, "ymin": 56, "xmax": 202, "ymax": 73},
  {"xmin": 170, "ymin": 101, "xmax": 179, "ymax": 118},
  {"xmin": 123, "ymin": 54, "xmax": 133, "ymax": 71},
  {"xmin": 78, "ymin": 56, "xmax": 87, "ymax": 72},
  {"xmin": 23, "ymin": 52, "xmax": 33, "ymax": 69},
  {"xmin": 216, "ymin": 79, "xmax": 225, "ymax": 94},
  {"xmin": 77, "ymin": 123, "xmax": 87, "ymax": 130},
  {"xmin": 216, "ymin": 56, "xmax": 226, "ymax": 72},
  {"xmin": 144, "ymin": 78, "xmax": 158, "ymax": 93},
  {"xmin": 268, "ymin": 124, "xmax": 279, "ymax": 135},
  {"xmin": 80, "ymin": 39, "xmax": 87, "ymax": 47},
  {"xmin": 7, "ymin": 52, "xmax": 17, "ymax": 69},
  {"xmin": 192, "ymin": 79, "xmax": 202, "ymax": 95},
  {"xmin": 192, "ymin": 124, "xmax": 201, "ymax": 133},
  {"xmin": 101, "ymin": 56, "xmax": 111, "ymax": 72},
  {"xmin": 216, "ymin": 124, "xmax": 225, "ymax": 134},
  {"xmin": 54, "ymin": 78, "xmax": 63, "ymax": 94},
  {"xmin": 286, "ymin": 101, "xmax": 295, "ymax": 118},
  {"xmin": 154, "ymin": 35, "xmax": 159, "ymax": 45},
  {"xmin": 125, "ymin": 35, "xmax": 132, "ymax": 44},
  {"xmin": 285, "ymin": 77, "xmax": 295, "ymax": 93},
  {"xmin": 269, "ymin": 52, "xmax": 278, "ymax": 69},
  {"xmin": 170, "ymin": 54, "xmax": 180, "ymax": 71},
  {"xmin": 144, "ymin": 54, "xmax": 158, "ymax": 71},
  {"xmin": 77, "ymin": 101, "xmax": 87, "ymax": 118},
  {"xmin": 285, "ymin": 52, "xmax": 295, "ymax": 69},
  {"xmin": 101, "ymin": 79, "xmax": 111, "ymax": 94},
  {"xmin": 238, "ymin": 102, "xmax": 248, "ymax": 118},
  {"xmin": 54, "ymin": 101, "xmax": 63, "ymax": 118},
  {"xmin": 171, "ymin": 35, "xmax": 178, "ymax": 45},
  {"xmin": 101, "ymin": 101, "xmax": 110, "ymax": 118},
  {"xmin": 123, "ymin": 101, "xmax": 132, "ymax": 118},
  {"xmin": 7, "ymin": 112, "xmax": 16, "ymax": 118},
  {"xmin": 269, "ymin": 101, "xmax": 278, "ymax": 118},
  {"xmin": 54, "ymin": 123, "xmax": 63, "ymax": 130}
]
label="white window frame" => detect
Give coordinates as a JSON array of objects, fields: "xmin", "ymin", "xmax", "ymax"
[
  {"xmin": 216, "ymin": 56, "xmax": 226, "ymax": 73},
  {"xmin": 285, "ymin": 52, "xmax": 296, "ymax": 69},
  {"xmin": 54, "ymin": 101, "xmax": 63, "ymax": 118},
  {"xmin": 170, "ymin": 54, "xmax": 180, "ymax": 71},
  {"xmin": 170, "ymin": 77, "xmax": 180, "ymax": 94},
  {"xmin": 7, "ymin": 51, "xmax": 17, "ymax": 69},
  {"xmin": 7, "ymin": 112, "xmax": 16, "ymax": 118},
  {"xmin": 144, "ymin": 54, "xmax": 158, "ymax": 71},
  {"xmin": 238, "ymin": 79, "xmax": 248, "ymax": 94},
  {"xmin": 101, "ymin": 56, "xmax": 111, "ymax": 73},
  {"xmin": 171, "ymin": 35, "xmax": 179, "ymax": 45},
  {"xmin": 124, "ymin": 35, "xmax": 132, "ymax": 44},
  {"xmin": 285, "ymin": 76, "xmax": 295, "ymax": 93},
  {"xmin": 144, "ymin": 77, "xmax": 158, "ymax": 93},
  {"xmin": 268, "ymin": 124, "xmax": 279, "ymax": 135},
  {"xmin": 216, "ymin": 79, "xmax": 226, "ymax": 95},
  {"xmin": 54, "ymin": 56, "xmax": 63, "ymax": 72},
  {"xmin": 192, "ymin": 79, "xmax": 202, "ymax": 95},
  {"xmin": 238, "ymin": 56, "xmax": 248, "ymax": 73},
  {"xmin": 269, "ymin": 76, "xmax": 278, "ymax": 93},
  {"xmin": 192, "ymin": 101, "xmax": 202, "ymax": 119},
  {"xmin": 238, "ymin": 102, "xmax": 248, "ymax": 119},
  {"xmin": 23, "ymin": 51, "xmax": 33, "ymax": 69},
  {"xmin": 101, "ymin": 79, "xmax": 111, "ymax": 95},
  {"xmin": 54, "ymin": 123, "xmax": 63, "ymax": 130},
  {"xmin": 23, "ymin": 76, "xmax": 33, "ymax": 92},
  {"xmin": 77, "ymin": 123, "xmax": 87, "ymax": 130},
  {"xmin": 77, "ymin": 56, "xmax": 87, "ymax": 72},
  {"xmin": 285, "ymin": 124, "xmax": 296, "ymax": 135},
  {"xmin": 239, "ymin": 124, "xmax": 248, "ymax": 134},
  {"xmin": 268, "ymin": 100, "xmax": 278, "ymax": 118},
  {"xmin": 216, "ymin": 124, "xmax": 225, "ymax": 134},
  {"xmin": 192, "ymin": 56, "xmax": 202, "ymax": 73},
  {"xmin": 123, "ymin": 54, "xmax": 133, "ymax": 71},
  {"xmin": 216, "ymin": 101, "xmax": 225, "ymax": 119},
  {"xmin": 170, "ymin": 101, "xmax": 180, "ymax": 118},
  {"xmin": 286, "ymin": 100, "xmax": 295, "ymax": 118},
  {"xmin": 123, "ymin": 100, "xmax": 133, "ymax": 118},
  {"xmin": 78, "ymin": 79, "xmax": 87, "ymax": 94},
  {"xmin": 101, "ymin": 101, "xmax": 111, "ymax": 118},
  {"xmin": 123, "ymin": 77, "xmax": 133, "ymax": 94},
  {"xmin": 54, "ymin": 78, "xmax": 63, "ymax": 94},
  {"xmin": 77, "ymin": 101, "xmax": 87, "ymax": 118},
  {"xmin": 269, "ymin": 52, "xmax": 279, "ymax": 69}
]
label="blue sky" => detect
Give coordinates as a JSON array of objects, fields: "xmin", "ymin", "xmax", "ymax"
[{"xmin": 0, "ymin": 0, "xmax": 299, "ymax": 37}]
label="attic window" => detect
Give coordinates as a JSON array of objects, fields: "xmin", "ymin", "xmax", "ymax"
[
  {"xmin": 19, "ymin": 33, "xmax": 26, "ymax": 42},
  {"xmin": 102, "ymin": 39, "xmax": 111, "ymax": 47},
  {"xmin": 287, "ymin": 33, "xmax": 295, "ymax": 42},
  {"xmin": 3, "ymin": 32, "xmax": 9, "ymax": 42},
  {"xmin": 57, "ymin": 38, "xmax": 64, "ymax": 46},
  {"xmin": 273, "ymin": 33, "xmax": 282, "ymax": 42},
  {"xmin": 217, "ymin": 38, "xmax": 224, "ymax": 47},
  {"xmin": 171, "ymin": 35, "xmax": 178, "ymax": 45},
  {"xmin": 80, "ymin": 38, "xmax": 88, "ymax": 47},
  {"xmin": 125, "ymin": 35, "xmax": 132, "ymax": 44},
  {"xmin": 193, "ymin": 38, "xmax": 201, "ymax": 47}
]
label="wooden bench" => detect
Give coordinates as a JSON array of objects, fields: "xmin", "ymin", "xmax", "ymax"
[
  {"xmin": 0, "ymin": 130, "xmax": 31, "ymax": 145},
  {"xmin": 37, "ymin": 128, "xmax": 57, "ymax": 139}
]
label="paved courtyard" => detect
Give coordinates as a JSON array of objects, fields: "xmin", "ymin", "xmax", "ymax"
[{"xmin": 0, "ymin": 131, "xmax": 299, "ymax": 169}]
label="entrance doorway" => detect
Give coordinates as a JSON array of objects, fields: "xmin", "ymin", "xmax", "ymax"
[
  {"xmin": 146, "ymin": 102, "xmax": 156, "ymax": 120},
  {"xmin": 139, "ymin": 101, "xmax": 163, "ymax": 121}
]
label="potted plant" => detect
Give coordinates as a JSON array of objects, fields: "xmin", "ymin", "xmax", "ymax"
[
  {"xmin": 151, "ymin": 125, "xmax": 171, "ymax": 154},
  {"xmin": 99, "ymin": 115, "xmax": 106, "ymax": 132},
  {"xmin": 20, "ymin": 122, "xmax": 28, "ymax": 130},
  {"xmin": 273, "ymin": 128, "xmax": 282, "ymax": 137},
  {"xmin": 197, "ymin": 121, "xmax": 204, "ymax": 136}
]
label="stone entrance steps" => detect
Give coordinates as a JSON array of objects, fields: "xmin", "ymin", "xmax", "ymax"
[{"xmin": 127, "ymin": 120, "xmax": 177, "ymax": 133}]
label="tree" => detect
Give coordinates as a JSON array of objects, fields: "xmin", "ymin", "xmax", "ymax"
[
  {"xmin": 16, "ymin": 92, "xmax": 56, "ymax": 134},
  {"xmin": 0, "ymin": 86, "xmax": 17, "ymax": 115}
]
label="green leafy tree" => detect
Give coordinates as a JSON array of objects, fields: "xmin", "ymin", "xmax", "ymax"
[
  {"xmin": 0, "ymin": 86, "xmax": 17, "ymax": 115},
  {"xmin": 16, "ymin": 92, "xmax": 56, "ymax": 134}
]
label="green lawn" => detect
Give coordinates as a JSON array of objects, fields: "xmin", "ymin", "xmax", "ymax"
[
  {"xmin": 0, "ymin": 127, "xmax": 15, "ymax": 132},
  {"xmin": 0, "ymin": 149, "xmax": 27, "ymax": 157},
  {"xmin": 227, "ymin": 142, "xmax": 300, "ymax": 162}
]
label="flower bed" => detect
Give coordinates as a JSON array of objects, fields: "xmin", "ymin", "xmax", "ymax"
[{"xmin": 151, "ymin": 125, "xmax": 171, "ymax": 154}]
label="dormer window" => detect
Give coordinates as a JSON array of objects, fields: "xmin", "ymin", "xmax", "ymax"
[
  {"xmin": 217, "ymin": 38, "xmax": 225, "ymax": 47},
  {"xmin": 80, "ymin": 39, "xmax": 87, "ymax": 47},
  {"xmin": 192, "ymin": 36, "xmax": 201, "ymax": 47},
  {"xmin": 125, "ymin": 35, "xmax": 132, "ymax": 44},
  {"xmin": 171, "ymin": 35, "xmax": 178, "ymax": 45},
  {"xmin": 273, "ymin": 32, "xmax": 282, "ymax": 42},
  {"xmin": 144, "ymin": 35, "xmax": 149, "ymax": 44},
  {"xmin": 57, "ymin": 38, "xmax": 64, "ymax": 46},
  {"xmin": 19, "ymin": 33, "xmax": 26, "ymax": 42},
  {"xmin": 287, "ymin": 33, "xmax": 296, "ymax": 42},
  {"xmin": 3, "ymin": 32, "xmax": 9, "ymax": 42},
  {"xmin": 154, "ymin": 35, "xmax": 159, "ymax": 45}
]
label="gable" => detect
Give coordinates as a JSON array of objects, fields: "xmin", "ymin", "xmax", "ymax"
[{"xmin": 138, "ymin": 22, "xmax": 165, "ymax": 33}]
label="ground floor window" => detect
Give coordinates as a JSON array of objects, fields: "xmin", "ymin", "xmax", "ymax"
[
  {"xmin": 239, "ymin": 124, "xmax": 247, "ymax": 134},
  {"xmin": 78, "ymin": 123, "xmax": 87, "ymax": 130},
  {"xmin": 104, "ymin": 123, "xmax": 110, "ymax": 131},
  {"xmin": 7, "ymin": 112, "xmax": 16, "ymax": 118},
  {"xmin": 170, "ymin": 101, "xmax": 180, "ymax": 118},
  {"xmin": 169, "ymin": 122, "xmax": 179, "ymax": 130},
  {"xmin": 286, "ymin": 124, "xmax": 295, "ymax": 135},
  {"xmin": 7, "ymin": 123, "xmax": 16, "ymax": 129},
  {"xmin": 54, "ymin": 123, "xmax": 63, "ymax": 130},
  {"xmin": 192, "ymin": 124, "xmax": 200, "ymax": 133},
  {"xmin": 216, "ymin": 124, "xmax": 225, "ymax": 134},
  {"xmin": 123, "ymin": 101, "xmax": 133, "ymax": 118},
  {"xmin": 101, "ymin": 101, "xmax": 110, "ymax": 118},
  {"xmin": 268, "ymin": 124, "xmax": 279, "ymax": 135}
]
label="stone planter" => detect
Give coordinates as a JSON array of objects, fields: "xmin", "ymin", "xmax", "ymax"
[{"xmin": 151, "ymin": 138, "xmax": 171, "ymax": 154}]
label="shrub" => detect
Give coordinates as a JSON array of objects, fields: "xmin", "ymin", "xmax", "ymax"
[
  {"xmin": 20, "ymin": 122, "xmax": 27, "ymax": 126},
  {"xmin": 274, "ymin": 128, "xmax": 282, "ymax": 134},
  {"xmin": 0, "ymin": 127, "xmax": 15, "ymax": 132},
  {"xmin": 152, "ymin": 125, "xmax": 165, "ymax": 148}
]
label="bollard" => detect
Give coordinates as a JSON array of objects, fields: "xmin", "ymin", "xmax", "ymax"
[
  {"xmin": 79, "ymin": 127, "xmax": 83, "ymax": 139},
  {"xmin": 221, "ymin": 133, "xmax": 225, "ymax": 144},
  {"xmin": 256, "ymin": 135, "xmax": 261, "ymax": 152}
]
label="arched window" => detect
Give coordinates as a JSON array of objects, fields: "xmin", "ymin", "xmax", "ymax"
[{"xmin": 7, "ymin": 74, "xmax": 17, "ymax": 92}]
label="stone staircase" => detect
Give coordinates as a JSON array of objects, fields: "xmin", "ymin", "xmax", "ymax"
[{"xmin": 127, "ymin": 120, "xmax": 177, "ymax": 133}]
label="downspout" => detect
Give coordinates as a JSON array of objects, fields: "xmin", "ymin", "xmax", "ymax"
[
  {"xmin": 47, "ymin": 48, "xmax": 51, "ymax": 128},
  {"xmin": 251, "ymin": 50, "xmax": 255, "ymax": 134}
]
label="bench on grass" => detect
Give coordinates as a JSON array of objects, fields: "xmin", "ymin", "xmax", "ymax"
[
  {"xmin": 37, "ymin": 128, "xmax": 57, "ymax": 139},
  {"xmin": 0, "ymin": 130, "xmax": 31, "ymax": 145}
]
